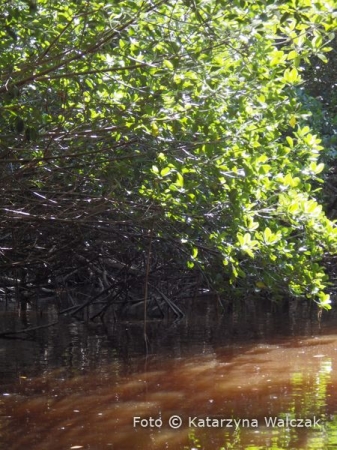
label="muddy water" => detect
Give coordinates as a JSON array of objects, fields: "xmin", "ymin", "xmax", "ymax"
[{"xmin": 1, "ymin": 300, "xmax": 337, "ymax": 449}]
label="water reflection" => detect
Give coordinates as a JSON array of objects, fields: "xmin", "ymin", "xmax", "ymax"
[{"xmin": 1, "ymin": 299, "xmax": 337, "ymax": 449}]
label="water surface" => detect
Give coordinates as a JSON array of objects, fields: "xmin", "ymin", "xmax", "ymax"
[{"xmin": 1, "ymin": 298, "xmax": 337, "ymax": 449}]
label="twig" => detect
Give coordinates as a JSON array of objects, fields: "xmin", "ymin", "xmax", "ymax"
[
  {"xmin": 151, "ymin": 284, "xmax": 185, "ymax": 319},
  {"xmin": 60, "ymin": 283, "xmax": 116, "ymax": 316},
  {"xmin": 143, "ymin": 222, "xmax": 154, "ymax": 353},
  {"xmin": 0, "ymin": 320, "xmax": 59, "ymax": 338}
]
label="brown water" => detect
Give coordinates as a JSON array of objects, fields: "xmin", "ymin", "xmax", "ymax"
[{"xmin": 1, "ymin": 299, "xmax": 337, "ymax": 449}]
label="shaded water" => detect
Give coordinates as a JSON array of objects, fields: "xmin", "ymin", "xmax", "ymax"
[{"xmin": 1, "ymin": 298, "xmax": 337, "ymax": 449}]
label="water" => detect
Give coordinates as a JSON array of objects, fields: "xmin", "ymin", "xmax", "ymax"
[{"xmin": 1, "ymin": 298, "xmax": 337, "ymax": 449}]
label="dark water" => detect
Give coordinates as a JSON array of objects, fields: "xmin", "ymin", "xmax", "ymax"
[{"xmin": 1, "ymin": 298, "xmax": 337, "ymax": 449}]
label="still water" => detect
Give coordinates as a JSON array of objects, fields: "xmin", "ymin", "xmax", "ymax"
[{"xmin": 1, "ymin": 298, "xmax": 337, "ymax": 449}]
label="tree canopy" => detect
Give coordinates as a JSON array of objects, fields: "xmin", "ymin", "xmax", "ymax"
[{"xmin": 1, "ymin": 0, "xmax": 337, "ymax": 312}]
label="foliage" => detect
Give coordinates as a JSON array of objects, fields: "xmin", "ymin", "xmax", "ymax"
[
  {"xmin": 299, "ymin": 36, "xmax": 337, "ymax": 219},
  {"xmin": 1, "ymin": 0, "xmax": 337, "ymax": 309}
]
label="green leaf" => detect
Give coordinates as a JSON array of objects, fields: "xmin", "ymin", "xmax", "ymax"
[
  {"xmin": 175, "ymin": 172, "xmax": 184, "ymax": 187},
  {"xmin": 163, "ymin": 59, "xmax": 174, "ymax": 70},
  {"xmin": 160, "ymin": 167, "xmax": 171, "ymax": 176},
  {"xmin": 284, "ymin": 67, "xmax": 301, "ymax": 84}
]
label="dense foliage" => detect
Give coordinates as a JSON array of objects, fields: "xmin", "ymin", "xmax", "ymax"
[{"xmin": 1, "ymin": 0, "xmax": 337, "ymax": 311}]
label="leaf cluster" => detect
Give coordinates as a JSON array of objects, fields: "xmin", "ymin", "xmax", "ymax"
[{"xmin": 0, "ymin": 0, "xmax": 337, "ymax": 308}]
